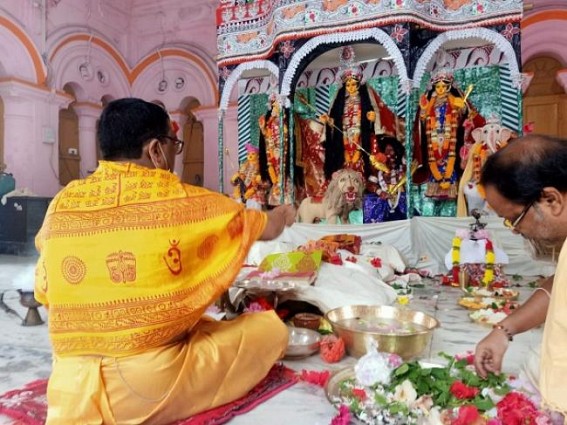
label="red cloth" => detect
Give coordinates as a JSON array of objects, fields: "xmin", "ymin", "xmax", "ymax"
[{"xmin": 0, "ymin": 364, "xmax": 298, "ymax": 425}]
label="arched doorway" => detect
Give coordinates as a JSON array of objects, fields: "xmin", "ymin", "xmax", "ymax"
[
  {"xmin": 523, "ymin": 56, "xmax": 567, "ymax": 137},
  {"xmin": 182, "ymin": 100, "xmax": 204, "ymax": 186},
  {"xmin": 58, "ymin": 85, "xmax": 80, "ymax": 185}
]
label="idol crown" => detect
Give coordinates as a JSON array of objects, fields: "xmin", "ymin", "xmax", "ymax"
[{"xmin": 431, "ymin": 69, "xmax": 454, "ymax": 85}]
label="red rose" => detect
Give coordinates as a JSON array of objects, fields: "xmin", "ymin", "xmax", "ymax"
[{"xmin": 450, "ymin": 381, "xmax": 479, "ymax": 399}]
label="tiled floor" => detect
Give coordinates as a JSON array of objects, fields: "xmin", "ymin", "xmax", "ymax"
[{"xmin": 0, "ymin": 254, "xmax": 543, "ymax": 424}]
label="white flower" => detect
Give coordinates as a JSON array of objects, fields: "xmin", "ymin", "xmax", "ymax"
[
  {"xmin": 418, "ymin": 407, "xmax": 443, "ymax": 425},
  {"xmin": 412, "ymin": 394, "xmax": 434, "ymax": 413},
  {"xmin": 354, "ymin": 352, "xmax": 391, "ymax": 386},
  {"xmin": 354, "ymin": 338, "xmax": 392, "ymax": 386},
  {"xmin": 393, "ymin": 379, "xmax": 417, "ymax": 405}
]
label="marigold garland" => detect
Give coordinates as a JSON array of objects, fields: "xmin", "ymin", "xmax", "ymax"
[
  {"xmin": 451, "ymin": 236, "xmax": 461, "ymax": 284},
  {"xmin": 482, "ymin": 239, "xmax": 495, "ymax": 286}
]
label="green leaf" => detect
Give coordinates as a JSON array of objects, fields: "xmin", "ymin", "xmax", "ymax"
[
  {"xmin": 394, "ymin": 363, "xmax": 410, "ymax": 376},
  {"xmin": 474, "ymin": 396, "xmax": 495, "ymax": 411}
]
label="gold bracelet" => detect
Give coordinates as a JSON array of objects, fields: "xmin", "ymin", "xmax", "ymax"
[{"xmin": 493, "ymin": 323, "xmax": 513, "ymax": 341}]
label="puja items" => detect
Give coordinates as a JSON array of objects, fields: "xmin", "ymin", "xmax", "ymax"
[
  {"xmin": 326, "ymin": 351, "xmax": 553, "ymax": 424},
  {"xmin": 319, "ymin": 234, "xmax": 362, "ymax": 255},
  {"xmin": 292, "ymin": 312, "xmax": 321, "ymax": 330},
  {"xmin": 284, "ymin": 327, "xmax": 321, "ymax": 359},
  {"xmin": 325, "ymin": 305, "xmax": 439, "ymax": 360}
]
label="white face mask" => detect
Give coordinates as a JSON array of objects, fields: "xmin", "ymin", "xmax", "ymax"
[
  {"xmin": 151, "ymin": 142, "xmax": 170, "ymax": 172},
  {"xmin": 158, "ymin": 143, "xmax": 171, "ymax": 172}
]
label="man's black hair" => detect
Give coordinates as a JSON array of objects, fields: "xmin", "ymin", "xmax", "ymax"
[{"xmin": 98, "ymin": 98, "xmax": 170, "ymax": 160}]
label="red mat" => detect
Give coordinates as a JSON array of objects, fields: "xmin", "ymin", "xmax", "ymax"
[{"xmin": 0, "ymin": 364, "xmax": 297, "ymax": 425}]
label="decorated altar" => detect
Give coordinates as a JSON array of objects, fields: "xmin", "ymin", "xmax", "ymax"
[{"xmin": 216, "ymin": 0, "xmax": 525, "ymax": 220}]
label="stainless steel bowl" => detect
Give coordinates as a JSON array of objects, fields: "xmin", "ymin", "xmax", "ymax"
[
  {"xmin": 284, "ymin": 327, "xmax": 321, "ymax": 359},
  {"xmin": 325, "ymin": 305, "xmax": 439, "ymax": 360}
]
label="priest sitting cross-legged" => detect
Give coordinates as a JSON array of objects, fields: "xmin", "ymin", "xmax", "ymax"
[{"xmin": 34, "ymin": 98, "xmax": 295, "ymax": 424}]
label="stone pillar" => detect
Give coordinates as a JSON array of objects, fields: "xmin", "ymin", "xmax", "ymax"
[
  {"xmin": 73, "ymin": 102, "xmax": 102, "ymax": 176},
  {"xmin": 168, "ymin": 111, "xmax": 189, "ymax": 177},
  {"xmin": 193, "ymin": 105, "xmax": 227, "ymax": 192},
  {"xmin": 0, "ymin": 81, "xmax": 72, "ymax": 196}
]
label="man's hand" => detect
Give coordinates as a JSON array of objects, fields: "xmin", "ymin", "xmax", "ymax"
[
  {"xmin": 260, "ymin": 204, "xmax": 296, "ymax": 240},
  {"xmin": 473, "ymin": 329, "xmax": 510, "ymax": 378}
]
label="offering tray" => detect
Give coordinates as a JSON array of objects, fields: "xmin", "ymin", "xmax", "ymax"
[
  {"xmin": 464, "ymin": 287, "xmax": 519, "ymax": 300},
  {"xmin": 458, "ymin": 296, "xmax": 519, "ymax": 311},
  {"xmin": 326, "ymin": 361, "xmax": 443, "ymax": 403}
]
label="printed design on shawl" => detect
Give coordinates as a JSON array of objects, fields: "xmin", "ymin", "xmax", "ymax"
[
  {"xmin": 38, "ymin": 261, "xmax": 48, "ymax": 292},
  {"xmin": 227, "ymin": 211, "xmax": 244, "ymax": 239},
  {"xmin": 106, "ymin": 251, "xmax": 136, "ymax": 283},
  {"xmin": 61, "ymin": 256, "xmax": 87, "ymax": 285},
  {"xmin": 43, "ymin": 196, "xmax": 239, "ymax": 239},
  {"xmin": 197, "ymin": 235, "xmax": 219, "ymax": 260},
  {"xmin": 164, "ymin": 239, "xmax": 182, "ymax": 275}
]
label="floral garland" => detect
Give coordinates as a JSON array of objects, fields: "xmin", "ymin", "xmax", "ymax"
[
  {"xmin": 451, "ymin": 236, "xmax": 462, "ymax": 284},
  {"xmin": 451, "ymin": 237, "xmax": 495, "ymax": 286},
  {"xmin": 483, "ymin": 240, "xmax": 495, "ymax": 286},
  {"xmin": 471, "ymin": 143, "xmax": 488, "ymax": 182},
  {"xmin": 426, "ymin": 104, "xmax": 458, "ymax": 189}
]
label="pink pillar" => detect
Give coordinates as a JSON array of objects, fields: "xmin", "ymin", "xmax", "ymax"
[
  {"xmin": 73, "ymin": 102, "xmax": 102, "ymax": 176},
  {"xmin": 193, "ymin": 106, "xmax": 225, "ymax": 192},
  {"xmin": 0, "ymin": 81, "xmax": 72, "ymax": 196}
]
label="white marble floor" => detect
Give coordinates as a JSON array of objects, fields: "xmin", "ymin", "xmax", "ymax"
[{"xmin": 0, "ymin": 254, "xmax": 543, "ymax": 425}]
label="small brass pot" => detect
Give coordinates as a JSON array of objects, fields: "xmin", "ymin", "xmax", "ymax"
[{"xmin": 325, "ymin": 305, "xmax": 439, "ymax": 360}]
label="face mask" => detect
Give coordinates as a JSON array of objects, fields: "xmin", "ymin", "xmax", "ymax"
[
  {"xmin": 151, "ymin": 142, "xmax": 170, "ymax": 172},
  {"xmin": 158, "ymin": 143, "xmax": 171, "ymax": 172}
]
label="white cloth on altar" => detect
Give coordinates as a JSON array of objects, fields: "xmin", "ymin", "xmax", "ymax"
[
  {"xmin": 286, "ymin": 262, "xmax": 397, "ymax": 313},
  {"xmin": 265, "ymin": 219, "xmax": 553, "ymax": 277},
  {"xmin": 242, "ymin": 239, "xmax": 399, "ymax": 313},
  {"xmin": 443, "ymin": 238, "xmax": 509, "ymax": 271}
]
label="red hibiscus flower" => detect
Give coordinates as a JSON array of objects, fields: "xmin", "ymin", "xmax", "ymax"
[
  {"xmin": 299, "ymin": 369, "xmax": 330, "ymax": 387},
  {"xmin": 452, "ymin": 405, "xmax": 484, "ymax": 425},
  {"xmin": 497, "ymin": 392, "xmax": 539, "ymax": 425},
  {"xmin": 370, "ymin": 257, "xmax": 382, "ymax": 268},
  {"xmin": 450, "ymin": 381, "xmax": 480, "ymax": 399},
  {"xmin": 352, "ymin": 388, "xmax": 367, "ymax": 401}
]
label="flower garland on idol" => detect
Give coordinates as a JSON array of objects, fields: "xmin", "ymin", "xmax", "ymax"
[{"xmin": 451, "ymin": 234, "xmax": 495, "ymax": 286}]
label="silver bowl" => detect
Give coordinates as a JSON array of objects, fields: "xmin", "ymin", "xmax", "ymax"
[
  {"xmin": 325, "ymin": 305, "xmax": 439, "ymax": 360},
  {"xmin": 284, "ymin": 327, "xmax": 321, "ymax": 359}
]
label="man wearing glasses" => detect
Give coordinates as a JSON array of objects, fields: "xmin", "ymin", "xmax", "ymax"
[
  {"xmin": 34, "ymin": 98, "xmax": 295, "ymax": 423},
  {"xmin": 473, "ymin": 134, "xmax": 567, "ymax": 415}
]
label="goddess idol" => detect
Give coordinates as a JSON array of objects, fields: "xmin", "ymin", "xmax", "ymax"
[
  {"xmin": 419, "ymin": 70, "xmax": 467, "ymax": 200},
  {"xmin": 321, "ymin": 46, "xmax": 397, "ymax": 182}
]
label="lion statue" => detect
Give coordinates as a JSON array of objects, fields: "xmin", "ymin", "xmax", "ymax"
[{"xmin": 297, "ymin": 168, "xmax": 364, "ymax": 224}]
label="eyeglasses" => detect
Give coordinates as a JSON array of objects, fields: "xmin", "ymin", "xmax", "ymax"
[
  {"xmin": 503, "ymin": 201, "xmax": 534, "ymax": 230},
  {"xmin": 159, "ymin": 135, "xmax": 184, "ymax": 155}
]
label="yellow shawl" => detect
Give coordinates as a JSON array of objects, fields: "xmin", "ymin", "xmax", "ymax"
[
  {"xmin": 540, "ymin": 239, "xmax": 567, "ymax": 415},
  {"xmin": 34, "ymin": 161, "xmax": 266, "ymax": 357}
]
